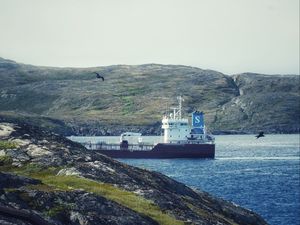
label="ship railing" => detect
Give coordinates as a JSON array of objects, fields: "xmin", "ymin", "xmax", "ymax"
[{"xmin": 82, "ymin": 142, "xmax": 155, "ymax": 151}]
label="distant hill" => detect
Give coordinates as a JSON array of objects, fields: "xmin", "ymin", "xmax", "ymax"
[{"xmin": 0, "ymin": 57, "xmax": 299, "ymax": 135}]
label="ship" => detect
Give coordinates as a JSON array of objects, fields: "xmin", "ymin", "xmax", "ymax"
[{"xmin": 70, "ymin": 96, "xmax": 215, "ymax": 159}]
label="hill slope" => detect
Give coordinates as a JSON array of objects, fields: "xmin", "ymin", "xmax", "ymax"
[{"xmin": 0, "ymin": 57, "xmax": 299, "ymax": 134}]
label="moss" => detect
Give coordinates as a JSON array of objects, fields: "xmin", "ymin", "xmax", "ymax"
[
  {"xmin": 0, "ymin": 140, "xmax": 17, "ymax": 150},
  {"xmin": 0, "ymin": 162, "xmax": 62, "ymax": 180},
  {"xmin": 46, "ymin": 205, "xmax": 66, "ymax": 217},
  {"xmin": 185, "ymin": 202, "xmax": 210, "ymax": 218},
  {"xmin": 0, "ymin": 155, "xmax": 13, "ymax": 166},
  {"xmin": 185, "ymin": 201, "xmax": 238, "ymax": 225},
  {"xmin": 14, "ymin": 163, "xmax": 61, "ymax": 177},
  {"xmin": 26, "ymin": 184, "xmax": 58, "ymax": 192},
  {"xmin": 45, "ymin": 202, "xmax": 75, "ymax": 218},
  {"xmin": 3, "ymin": 188, "xmax": 18, "ymax": 193}
]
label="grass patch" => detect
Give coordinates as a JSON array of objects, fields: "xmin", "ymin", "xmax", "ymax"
[
  {"xmin": 26, "ymin": 183, "xmax": 59, "ymax": 192},
  {"xmin": 121, "ymin": 96, "xmax": 135, "ymax": 115},
  {"xmin": 19, "ymin": 164, "xmax": 63, "ymax": 179},
  {"xmin": 1, "ymin": 163, "xmax": 184, "ymax": 225},
  {"xmin": 126, "ymin": 87, "xmax": 145, "ymax": 96},
  {"xmin": 0, "ymin": 140, "xmax": 17, "ymax": 150},
  {"xmin": 42, "ymin": 175, "xmax": 184, "ymax": 225}
]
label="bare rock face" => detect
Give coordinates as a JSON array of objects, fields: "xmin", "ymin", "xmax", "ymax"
[{"xmin": 0, "ymin": 122, "xmax": 269, "ymax": 225}]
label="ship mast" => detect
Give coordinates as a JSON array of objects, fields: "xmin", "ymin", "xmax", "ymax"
[
  {"xmin": 178, "ymin": 96, "xmax": 183, "ymax": 119},
  {"xmin": 171, "ymin": 96, "xmax": 184, "ymax": 120}
]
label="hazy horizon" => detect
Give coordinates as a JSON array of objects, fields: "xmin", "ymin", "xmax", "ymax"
[{"xmin": 0, "ymin": 0, "xmax": 299, "ymax": 75}]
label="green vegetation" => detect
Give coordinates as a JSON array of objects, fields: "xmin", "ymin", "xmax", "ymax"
[
  {"xmin": 0, "ymin": 59, "xmax": 299, "ymax": 133},
  {"xmin": 1, "ymin": 61, "xmax": 299, "ymax": 134},
  {"xmin": 0, "ymin": 140, "xmax": 17, "ymax": 149},
  {"xmin": 42, "ymin": 175, "xmax": 184, "ymax": 225},
  {"xmin": 0, "ymin": 155, "xmax": 13, "ymax": 166},
  {"xmin": 1, "ymin": 163, "xmax": 184, "ymax": 225},
  {"xmin": 121, "ymin": 96, "xmax": 135, "ymax": 115},
  {"xmin": 185, "ymin": 201, "xmax": 238, "ymax": 225},
  {"xmin": 45, "ymin": 202, "xmax": 76, "ymax": 217},
  {"xmin": 126, "ymin": 86, "xmax": 145, "ymax": 96}
]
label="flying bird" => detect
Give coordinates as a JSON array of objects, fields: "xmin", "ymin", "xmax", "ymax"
[
  {"xmin": 255, "ymin": 132, "xmax": 265, "ymax": 139},
  {"xmin": 94, "ymin": 72, "xmax": 104, "ymax": 81}
]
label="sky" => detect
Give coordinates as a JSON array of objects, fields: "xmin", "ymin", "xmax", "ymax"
[{"xmin": 0, "ymin": 0, "xmax": 299, "ymax": 75}]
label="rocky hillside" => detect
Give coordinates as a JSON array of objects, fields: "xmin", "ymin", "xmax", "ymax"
[
  {"xmin": 0, "ymin": 57, "xmax": 299, "ymax": 135},
  {"xmin": 0, "ymin": 121, "xmax": 268, "ymax": 225}
]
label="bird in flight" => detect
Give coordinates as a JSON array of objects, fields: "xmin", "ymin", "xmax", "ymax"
[
  {"xmin": 94, "ymin": 72, "xmax": 104, "ymax": 81},
  {"xmin": 255, "ymin": 131, "xmax": 265, "ymax": 139}
]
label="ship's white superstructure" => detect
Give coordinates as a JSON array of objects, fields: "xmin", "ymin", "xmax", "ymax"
[{"xmin": 162, "ymin": 96, "xmax": 214, "ymax": 144}]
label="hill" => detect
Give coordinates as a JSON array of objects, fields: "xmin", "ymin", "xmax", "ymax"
[{"xmin": 0, "ymin": 57, "xmax": 299, "ymax": 135}]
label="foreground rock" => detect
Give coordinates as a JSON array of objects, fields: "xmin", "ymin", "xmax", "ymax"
[{"xmin": 0, "ymin": 122, "xmax": 268, "ymax": 225}]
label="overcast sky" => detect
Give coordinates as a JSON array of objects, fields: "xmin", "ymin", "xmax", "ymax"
[{"xmin": 0, "ymin": 0, "xmax": 299, "ymax": 75}]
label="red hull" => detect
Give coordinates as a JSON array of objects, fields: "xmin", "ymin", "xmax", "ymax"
[{"xmin": 95, "ymin": 143, "xmax": 215, "ymax": 159}]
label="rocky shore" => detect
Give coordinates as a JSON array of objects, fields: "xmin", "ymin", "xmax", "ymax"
[{"xmin": 0, "ymin": 122, "xmax": 268, "ymax": 225}]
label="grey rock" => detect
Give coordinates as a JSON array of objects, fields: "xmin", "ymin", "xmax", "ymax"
[
  {"xmin": 0, "ymin": 121, "xmax": 269, "ymax": 225},
  {"xmin": 57, "ymin": 167, "xmax": 82, "ymax": 176},
  {"xmin": 26, "ymin": 144, "xmax": 53, "ymax": 157}
]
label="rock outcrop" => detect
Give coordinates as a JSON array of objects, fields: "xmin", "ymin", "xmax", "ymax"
[{"xmin": 0, "ymin": 122, "xmax": 268, "ymax": 225}]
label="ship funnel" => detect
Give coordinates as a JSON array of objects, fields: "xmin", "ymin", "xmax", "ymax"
[{"xmin": 192, "ymin": 111, "xmax": 204, "ymax": 134}]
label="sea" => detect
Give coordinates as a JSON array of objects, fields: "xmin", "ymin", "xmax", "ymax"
[{"xmin": 69, "ymin": 134, "xmax": 300, "ymax": 225}]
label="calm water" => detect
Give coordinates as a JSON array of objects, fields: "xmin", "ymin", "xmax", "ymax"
[{"xmin": 70, "ymin": 134, "xmax": 300, "ymax": 225}]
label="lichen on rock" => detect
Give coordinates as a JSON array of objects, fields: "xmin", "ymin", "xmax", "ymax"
[
  {"xmin": 26, "ymin": 144, "xmax": 53, "ymax": 157},
  {"xmin": 0, "ymin": 124, "xmax": 15, "ymax": 137},
  {"xmin": 57, "ymin": 167, "xmax": 82, "ymax": 176}
]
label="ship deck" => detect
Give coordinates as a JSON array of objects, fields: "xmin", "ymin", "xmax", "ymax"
[{"xmin": 82, "ymin": 142, "xmax": 155, "ymax": 151}]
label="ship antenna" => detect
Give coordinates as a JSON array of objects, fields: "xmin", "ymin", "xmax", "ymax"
[{"xmin": 177, "ymin": 96, "xmax": 184, "ymax": 119}]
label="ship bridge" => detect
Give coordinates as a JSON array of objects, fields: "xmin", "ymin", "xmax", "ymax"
[
  {"xmin": 161, "ymin": 96, "xmax": 213, "ymax": 144},
  {"xmin": 162, "ymin": 96, "xmax": 190, "ymax": 143}
]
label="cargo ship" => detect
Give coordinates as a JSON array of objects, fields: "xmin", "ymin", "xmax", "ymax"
[{"xmin": 70, "ymin": 96, "xmax": 215, "ymax": 159}]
